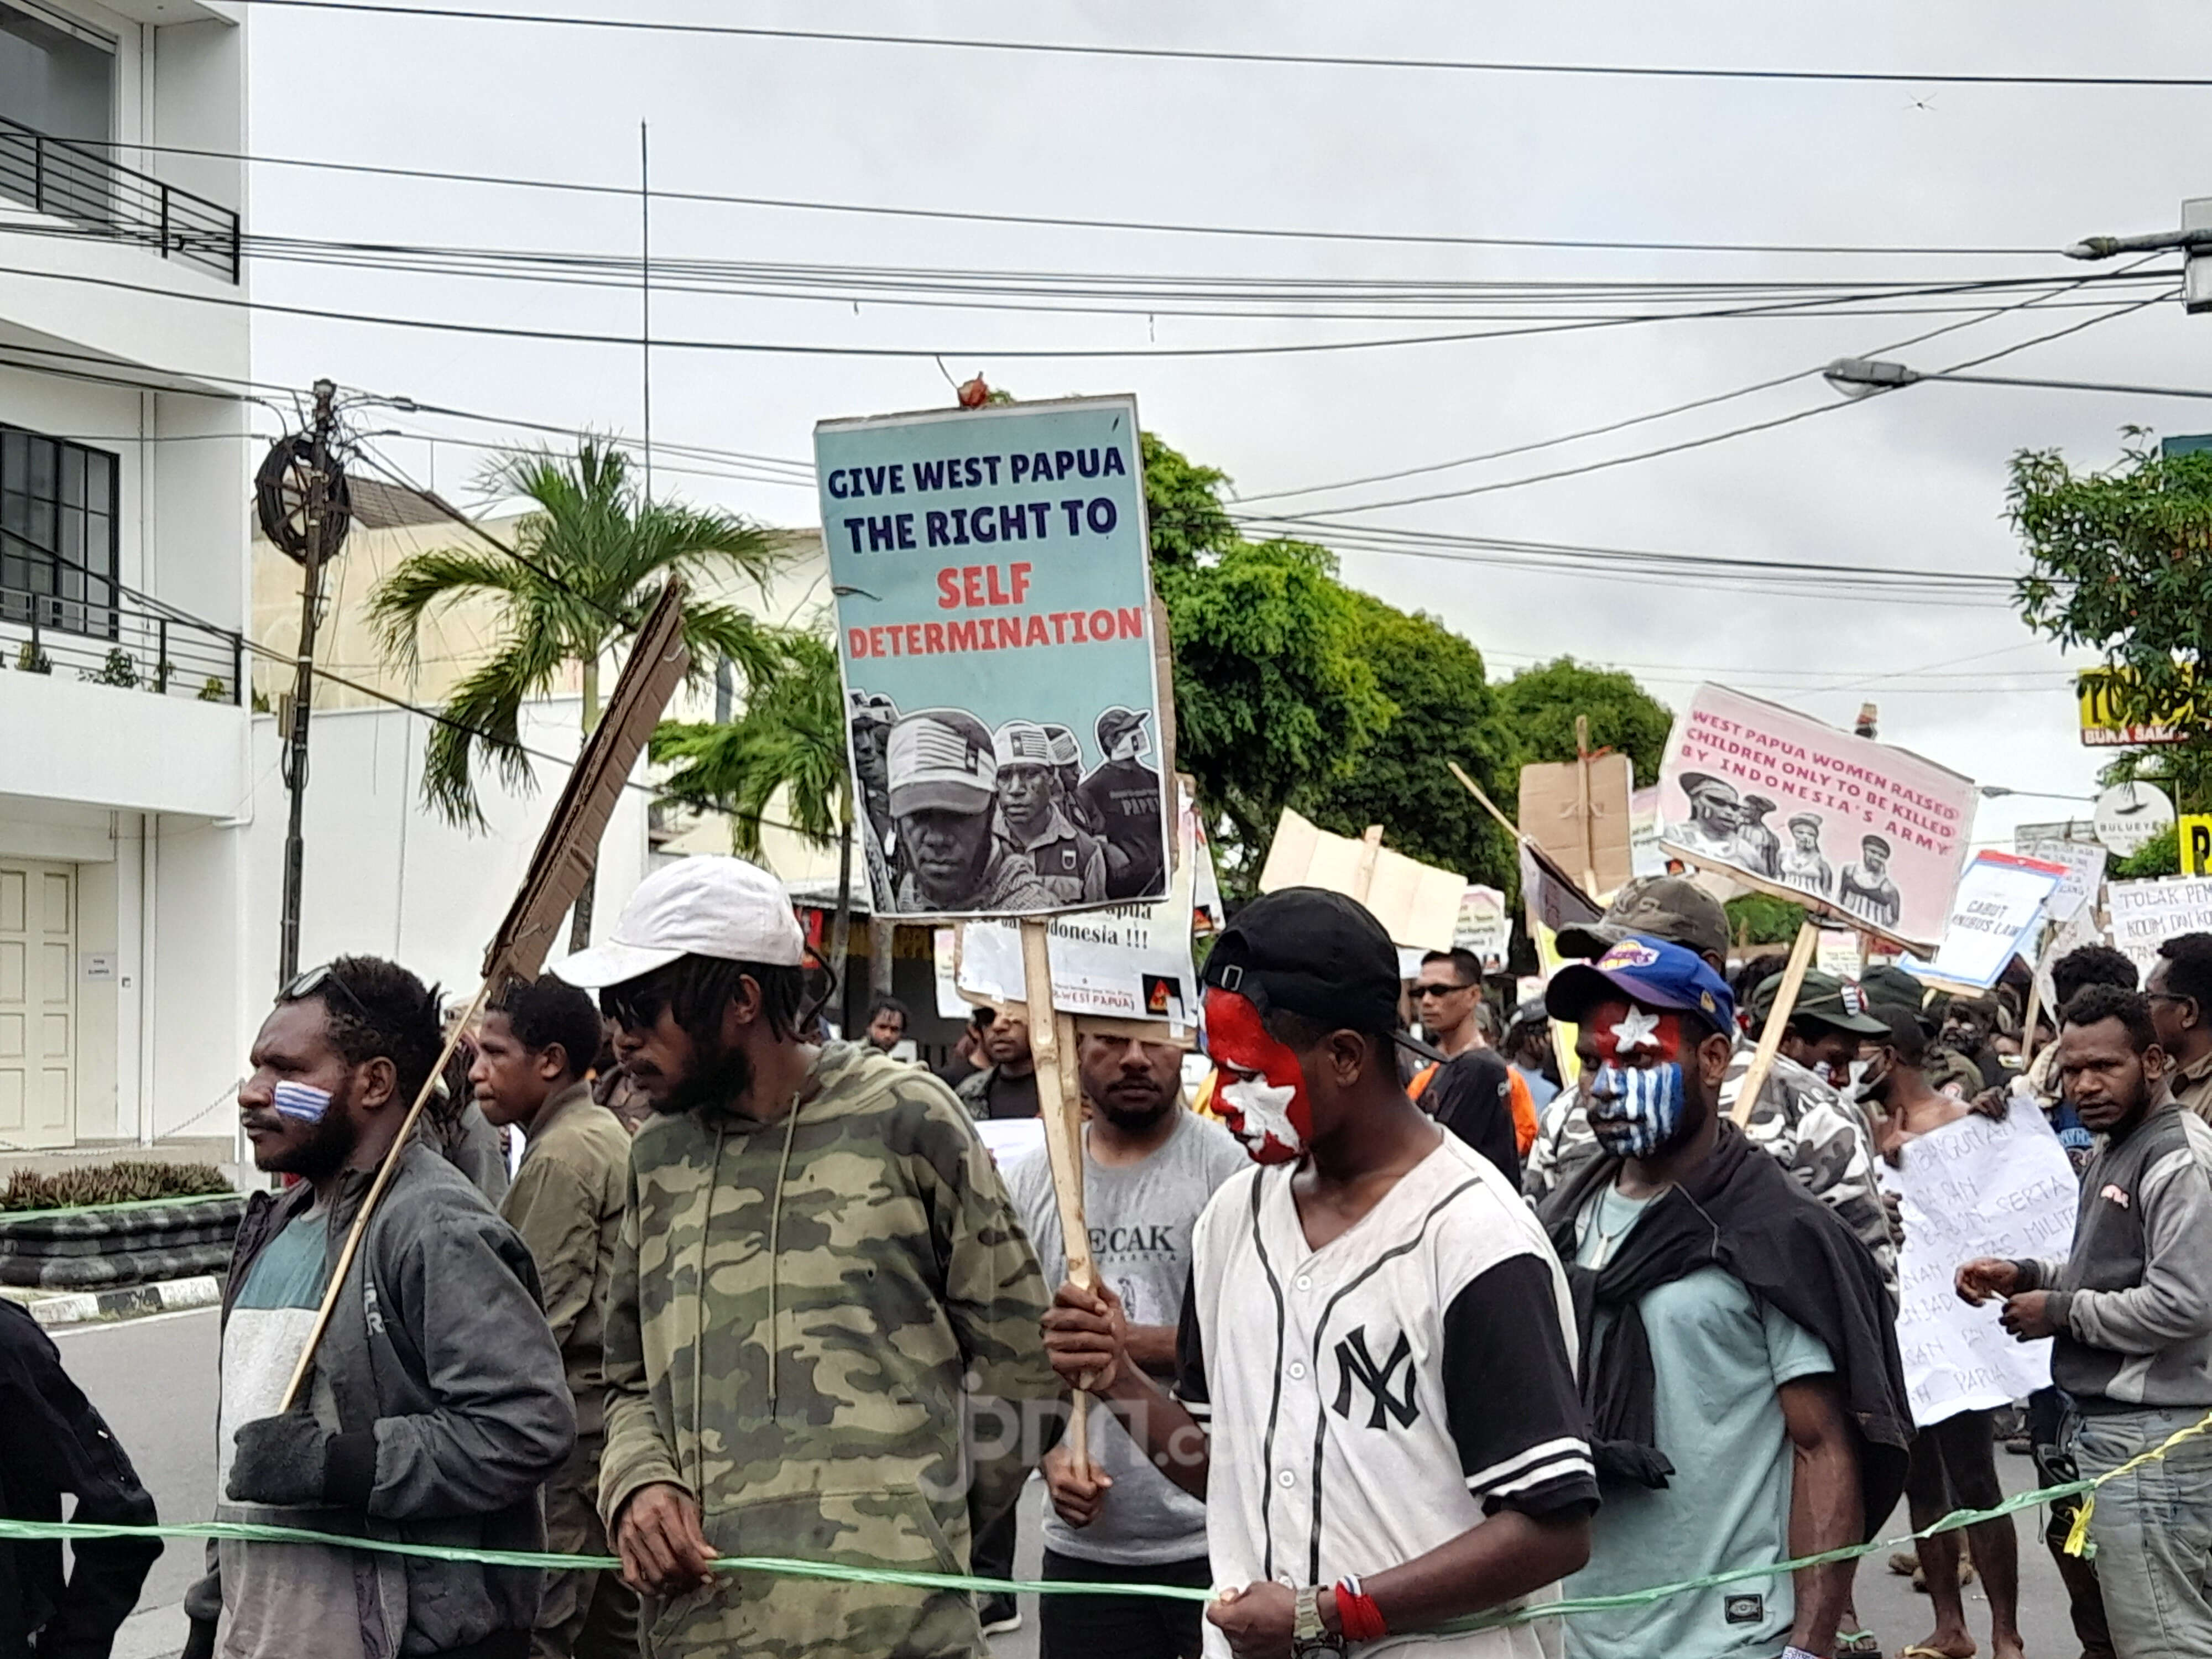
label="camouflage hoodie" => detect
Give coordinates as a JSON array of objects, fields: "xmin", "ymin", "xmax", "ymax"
[{"xmin": 598, "ymin": 1040, "xmax": 1058, "ymax": 1658}]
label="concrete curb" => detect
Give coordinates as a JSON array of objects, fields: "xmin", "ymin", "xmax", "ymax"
[{"xmin": 0, "ymin": 1275, "xmax": 221, "ymax": 1327}]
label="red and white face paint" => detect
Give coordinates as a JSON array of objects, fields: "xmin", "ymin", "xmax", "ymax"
[
  {"xmin": 1583, "ymin": 997, "xmax": 1695, "ymax": 1160},
  {"xmin": 1203, "ymin": 987, "xmax": 1313, "ymax": 1164}
]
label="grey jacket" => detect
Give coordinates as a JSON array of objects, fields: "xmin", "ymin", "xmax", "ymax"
[
  {"xmin": 2020, "ymin": 1100, "xmax": 2212, "ymax": 1408},
  {"xmin": 186, "ymin": 1144, "xmax": 576, "ymax": 1655}
]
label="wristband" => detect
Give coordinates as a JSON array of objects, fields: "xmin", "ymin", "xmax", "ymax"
[{"xmin": 1333, "ymin": 1575, "xmax": 1389, "ymax": 1643}]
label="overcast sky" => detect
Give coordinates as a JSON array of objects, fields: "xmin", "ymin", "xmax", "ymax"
[{"xmin": 239, "ymin": 1, "xmax": 2212, "ymax": 851}]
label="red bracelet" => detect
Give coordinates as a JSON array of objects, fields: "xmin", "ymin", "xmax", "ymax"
[{"xmin": 1333, "ymin": 1577, "xmax": 1389, "ymax": 1643}]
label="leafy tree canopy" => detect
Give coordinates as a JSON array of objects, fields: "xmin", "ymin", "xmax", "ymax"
[
  {"xmin": 1725, "ymin": 891, "xmax": 1808, "ymax": 947},
  {"xmin": 1294, "ymin": 591, "xmax": 1517, "ymax": 891},
  {"xmin": 1495, "ymin": 657, "xmax": 1674, "ymax": 786}
]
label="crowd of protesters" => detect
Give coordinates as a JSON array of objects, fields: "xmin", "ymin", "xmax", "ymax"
[{"xmin": 18, "ymin": 852, "xmax": 2212, "ymax": 1659}]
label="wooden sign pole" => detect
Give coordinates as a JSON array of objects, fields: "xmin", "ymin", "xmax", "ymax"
[
  {"xmin": 1573, "ymin": 715, "xmax": 1600, "ymax": 897},
  {"xmin": 1021, "ymin": 919, "xmax": 1097, "ymax": 1477},
  {"xmin": 1733, "ymin": 919, "xmax": 1819, "ymax": 1126}
]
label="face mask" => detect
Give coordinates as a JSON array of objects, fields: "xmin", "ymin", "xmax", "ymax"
[
  {"xmin": 1203, "ymin": 987, "xmax": 1313, "ymax": 1164},
  {"xmin": 273, "ymin": 1081, "xmax": 334, "ymax": 1123},
  {"xmin": 1584, "ymin": 1003, "xmax": 1692, "ymax": 1160}
]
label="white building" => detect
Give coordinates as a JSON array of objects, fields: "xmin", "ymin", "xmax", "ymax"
[{"xmin": 0, "ymin": 0, "xmax": 253, "ymax": 1150}]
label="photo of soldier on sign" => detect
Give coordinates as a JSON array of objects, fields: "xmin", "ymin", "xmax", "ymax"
[
  {"xmin": 818, "ymin": 395, "xmax": 1172, "ymax": 919},
  {"xmin": 1656, "ymin": 682, "xmax": 1977, "ymax": 952}
]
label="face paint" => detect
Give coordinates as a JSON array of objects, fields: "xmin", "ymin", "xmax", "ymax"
[
  {"xmin": 1585, "ymin": 1003, "xmax": 1692, "ymax": 1160},
  {"xmin": 1202, "ymin": 987, "xmax": 1312, "ymax": 1164},
  {"xmin": 273, "ymin": 1080, "xmax": 334, "ymax": 1123}
]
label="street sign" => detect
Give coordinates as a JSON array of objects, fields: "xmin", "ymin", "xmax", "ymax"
[
  {"xmin": 2079, "ymin": 666, "xmax": 2192, "ymax": 747},
  {"xmin": 2093, "ymin": 781, "xmax": 2177, "ymax": 857},
  {"xmin": 2182, "ymin": 815, "xmax": 2212, "ymax": 877}
]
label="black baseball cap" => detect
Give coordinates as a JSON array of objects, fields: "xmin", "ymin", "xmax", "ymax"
[{"xmin": 1203, "ymin": 888, "xmax": 1443, "ymax": 1061}]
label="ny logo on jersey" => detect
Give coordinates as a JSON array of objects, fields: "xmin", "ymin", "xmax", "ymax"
[{"xmin": 1331, "ymin": 1326, "xmax": 1419, "ymax": 1430}]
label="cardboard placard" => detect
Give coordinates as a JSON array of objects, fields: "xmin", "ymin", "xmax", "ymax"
[
  {"xmin": 1519, "ymin": 753, "xmax": 1634, "ymax": 898},
  {"xmin": 1256, "ymin": 808, "xmax": 1464, "ymax": 950}
]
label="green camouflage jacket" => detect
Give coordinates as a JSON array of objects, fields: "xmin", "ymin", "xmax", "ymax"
[{"xmin": 598, "ymin": 1040, "xmax": 1058, "ymax": 1658}]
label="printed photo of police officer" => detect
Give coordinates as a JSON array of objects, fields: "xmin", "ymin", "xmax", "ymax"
[
  {"xmin": 993, "ymin": 719, "xmax": 1108, "ymax": 905},
  {"xmin": 884, "ymin": 708, "xmax": 1055, "ymax": 913},
  {"xmin": 1078, "ymin": 706, "xmax": 1168, "ymax": 901}
]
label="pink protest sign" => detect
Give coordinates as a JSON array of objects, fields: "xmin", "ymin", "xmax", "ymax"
[{"xmin": 1657, "ymin": 684, "xmax": 1977, "ymax": 952}]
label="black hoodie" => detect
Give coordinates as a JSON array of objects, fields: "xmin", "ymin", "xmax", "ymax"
[{"xmin": 1538, "ymin": 1119, "xmax": 1912, "ymax": 1536}]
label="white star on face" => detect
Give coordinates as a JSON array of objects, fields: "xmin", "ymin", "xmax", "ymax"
[
  {"xmin": 1220, "ymin": 1077, "xmax": 1302, "ymax": 1152},
  {"xmin": 1610, "ymin": 1008, "xmax": 1662, "ymax": 1053}
]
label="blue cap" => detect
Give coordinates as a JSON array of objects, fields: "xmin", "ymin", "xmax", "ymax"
[{"xmin": 1546, "ymin": 935, "xmax": 1735, "ymax": 1033}]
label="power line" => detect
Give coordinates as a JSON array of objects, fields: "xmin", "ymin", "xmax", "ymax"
[{"xmin": 198, "ymin": 2, "xmax": 2212, "ymax": 90}]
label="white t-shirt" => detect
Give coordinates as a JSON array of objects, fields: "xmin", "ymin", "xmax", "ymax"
[{"xmin": 1180, "ymin": 1130, "xmax": 1597, "ymax": 1659}]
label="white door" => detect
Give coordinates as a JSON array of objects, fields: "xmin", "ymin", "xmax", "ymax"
[{"xmin": 0, "ymin": 862, "xmax": 76, "ymax": 1149}]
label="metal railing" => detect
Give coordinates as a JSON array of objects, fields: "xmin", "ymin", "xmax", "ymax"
[
  {"xmin": 0, "ymin": 580, "xmax": 242, "ymax": 705},
  {"xmin": 0, "ymin": 114, "xmax": 241, "ymax": 284}
]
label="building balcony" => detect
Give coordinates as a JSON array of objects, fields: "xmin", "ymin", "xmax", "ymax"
[
  {"xmin": 0, "ymin": 578, "xmax": 242, "ymax": 705},
  {"xmin": 0, "ymin": 114, "xmax": 239, "ymax": 285}
]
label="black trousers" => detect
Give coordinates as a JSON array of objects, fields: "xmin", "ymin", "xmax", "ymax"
[{"xmin": 1038, "ymin": 1549, "xmax": 1211, "ymax": 1659}]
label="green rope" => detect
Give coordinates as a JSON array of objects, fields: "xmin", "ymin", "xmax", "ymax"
[{"xmin": 4, "ymin": 1409, "xmax": 2192, "ymax": 1626}]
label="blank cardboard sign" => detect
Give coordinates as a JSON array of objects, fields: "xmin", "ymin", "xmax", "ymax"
[
  {"xmin": 1519, "ymin": 753, "xmax": 1634, "ymax": 898},
  {"xmin": 1258, "ymin": 807, "xmax": 1464, "ymax": 951}
]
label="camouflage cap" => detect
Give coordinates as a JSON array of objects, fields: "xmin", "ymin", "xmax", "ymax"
[
  {"xmin": 1748, "ymin": 969, "xmax": 1891, "ymax": 1035},
  {"xmin": 1557, "ymin": 874, "xmax": 1729, "ymax": 963}
]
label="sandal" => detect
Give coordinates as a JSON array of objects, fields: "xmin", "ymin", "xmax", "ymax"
[{"xmin": 1837, "ymin": 1632, "xmax": 1884, "ymax": 1657}]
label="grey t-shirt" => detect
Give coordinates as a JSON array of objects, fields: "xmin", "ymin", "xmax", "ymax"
[{"xmin": 1008, "ymin": 1107, "xmax": 1250, "ymax": 1566}]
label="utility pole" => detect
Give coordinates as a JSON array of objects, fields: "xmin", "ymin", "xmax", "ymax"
[{"xmin": 267, "ymin": 380, "xmax": 346, "ymax": 988}]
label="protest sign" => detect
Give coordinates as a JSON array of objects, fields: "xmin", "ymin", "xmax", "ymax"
[
  {"xmin": 2109, "ymin": 875, "xmax": 2212, "ymax": 977},
  {"xmin": 958, "ymin": 786, "xmax": 1220, "ymax": 1030},
  {"xmin": 1880, "ymin": 1099, "xmax": 2075, "ymax": 1425},
  {"xmin": 2024, "ymin": 837, "xmax": 2107, "ymax": 923},
  {"xmin": 1454, "ymin": 885, "xmax": 1511, "ymax": 972},
  {"xmin": 1519, "ymin": 753, "xmax": 1634, "ymax": 897},
  {"xmin": 817, "ymin": 395, "xmax": 1171, "ymax": 920},
  {"xmin": 1815, "ymin": 929, "xmax": 1863, "ymax": 980},
  {"xmin": 1657, "ymin": 683, "xmax": 1976, "ymax": 952},
  {"xmin": 1629, "ymin": 786, "xmax": 1667, "ymax": 879},
  {"xmin": 1903, "ymin": 850, "xmax": 2068, "ymax": 993},
  {"xmin": 1258, "ymin": 808, "xmax": 1464, "ymax": 950},
  {"xmin": 931, "ymin": 928, "xmax": 968, "ymax": 1019}
]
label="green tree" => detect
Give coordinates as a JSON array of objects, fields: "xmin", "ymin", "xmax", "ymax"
[
  {"xmin": 369, "ymin": 439, "xmax": 784, "ymax": 943},
  {"xmin": 2012, "ymin": 434, "xmax": 2212, "ymax": 812},
  {"xmin": 1295, "ymin": 592, "xmax": 1517, "ymax": 891},
  {"xmin": 652, "ymin": 632, "xmax": 860, "ymax": 975},
  {"xmin": 1725, "ymin": 892, "xmax": 1808, "ymax": 947},
  {"xmin": 1495, "ymin": 657, "xmax": 1674, "ymax": 784}
]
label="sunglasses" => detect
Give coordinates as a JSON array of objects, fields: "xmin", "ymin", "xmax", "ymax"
[
  {"xmin": 279, "ymin": 963, "xmax": 374, "ymax": 1026},
  {"xmin": 1413, "ymin": 982, "xmax": 1475, "ymax": 999}
]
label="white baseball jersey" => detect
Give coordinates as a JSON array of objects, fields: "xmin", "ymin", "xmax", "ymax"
[{"xmin": 1179, "ymin": 1130, "xmax": 1596, "ymax": 1659}]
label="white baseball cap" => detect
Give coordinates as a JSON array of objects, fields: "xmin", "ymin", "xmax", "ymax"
[{"xmin": 551, "ymin": 856, "xmax": 807, "ymax": 989}]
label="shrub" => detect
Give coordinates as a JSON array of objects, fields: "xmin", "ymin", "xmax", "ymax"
[
  {"xmin": 15, "ymin": 640, "xmax": 51, "ymax": 675},
  {"xmin": 0, "ymin": 1161, "xmax": 232, "ymax": 1213}
]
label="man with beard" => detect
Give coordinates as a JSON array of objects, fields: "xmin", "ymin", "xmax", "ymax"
[
  {"xmin": 994, "ymin": 720, "xmax": 1107, "ymax": 906},
  {"xmin": 1959, "ymin": 985, "xmax": 2212, "ymax": 1659},
  {"xmin": 185, "ymin": 957, "xmax": 574, "ymax": 1659},
  {"xmin": 553, "ymin": 857, "xmax": 1058, "ymax": 1658},
  {"xmin": 1042, "ymin": 888, "xmax": 1598, "ymax": 1659},
  {"xmin": 1540, "ymin": 938, "xmax": 1910, "ymax": 1659},
  {"xmin": 469, "ymin": 975, "xmax": 638, "ymax": 1659},
  {"xmin": 1004, "ymin": 1032, "xmax": 1247, "ymax": 1658},
  {"xmin": 887, "ymin": 709, "xmax": 1053, "ymax": 913},
  {"xmin": 1858, "ymin": 1005, "xmax": 2026, "ymax": 1659},
  {"xmin": 1078, "ymin": 707, "xmax": 1167, "ymax": 901}
]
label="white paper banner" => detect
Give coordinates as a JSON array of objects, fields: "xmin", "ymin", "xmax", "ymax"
[
  {"xmin": 1454, "ymin": 885, "xmax": 1511, "ymax": 972},
  {"xmin": 2108, "ymin": 875, "xmax": 2212, "ymax": 978},
  {"xmin": 2025, "ymin": 839, "xmax": 2108, "ymax": 925},
  {"xmin": 1903, "ymin": 850, "xmax": 2067, "ymax": 993},
  {"xmin": 1880, "ymin": 1100, "xmax": 2077, "ymax": 1426}
]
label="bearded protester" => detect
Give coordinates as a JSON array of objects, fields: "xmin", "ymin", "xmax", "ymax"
[
  {"xmin": 553, "ymin": 856, "xmax": 1060, "ymax": 1656},
  {"xmin": 469, "ymin": 975, "xmax": 639, "ymax": 1659},
  {"xmin": 1540, "ymin": 937, "xmax": 1911, "ymax": 1659},
  {"xmin": 1006, "ymin": 1031, "xmax": 1248, "ymax": 1659},
  {"xmin": 1959, "ymin": 984, "xmax": 2212, "ymax": 1659},
  {"xmin": 186, "ymin": 957, "xmax": 575, "ymax": 1659},
  {"xmin": 1044, "ymin": 888, "xmax": 1599, "ymax": 1658},
  {"xmin": 1859, "ymin": 1005, "xmax": 2025, "ymax": 1659}
]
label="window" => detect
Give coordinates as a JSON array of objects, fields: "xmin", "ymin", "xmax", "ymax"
[
  {"xmin": 0, "ymin": 2, "xmax": 113, "ymax": 145},
  {"xmin": 0, "ymin": 426, "xmax": 118, "ymax": 639}
]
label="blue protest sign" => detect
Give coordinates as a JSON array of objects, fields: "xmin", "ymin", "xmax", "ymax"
[{"xmin": 816, "ymin": 395, "xmax": 1171, "ymax": 919}]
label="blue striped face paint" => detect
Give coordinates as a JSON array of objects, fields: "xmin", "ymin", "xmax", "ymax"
[
  {"xmin": 272, "ymin": 1081, "xmax": 334, "ymax": 1123},
  {"xmin": 1587, "ymin": 1061, "xmax": 1687, "ymax": 1159}
]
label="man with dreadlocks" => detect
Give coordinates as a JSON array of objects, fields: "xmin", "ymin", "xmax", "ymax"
[{"xmin": 555, "ymin": 856, "xmax": 1059, "ymax": 1658}]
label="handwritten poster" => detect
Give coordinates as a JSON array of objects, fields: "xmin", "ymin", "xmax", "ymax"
[{"xmin": 1879, "ymin": 1100, "xmax": 2077, "ymax": 1426}]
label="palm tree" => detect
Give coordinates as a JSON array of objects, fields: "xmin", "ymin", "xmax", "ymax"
[
  {"xmin": 369, "ymin": 439, "xmax": 784, "ymax": 945},
  {"xmin": 652, "ymin": 630, "xmax": 860, "ymax": 984}
]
